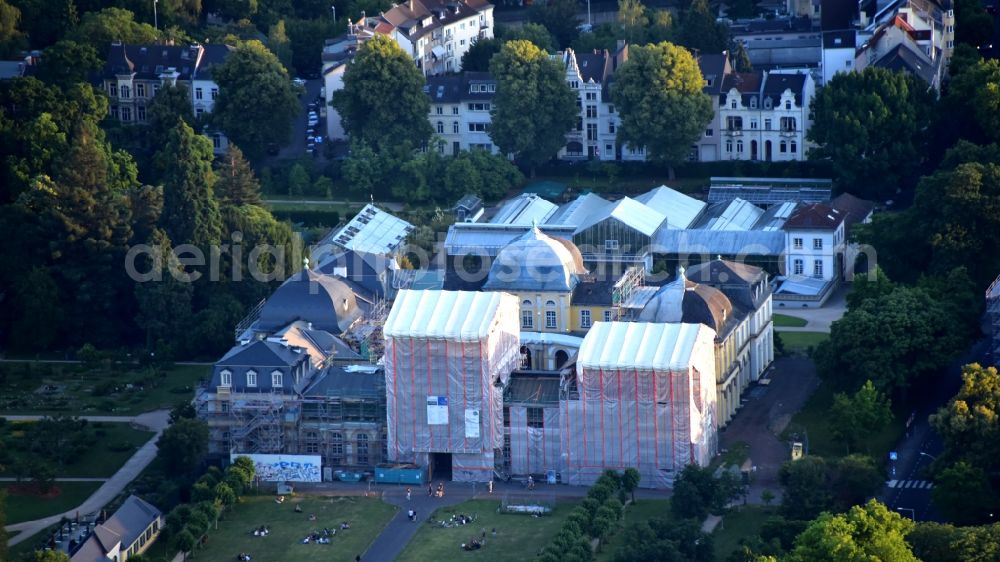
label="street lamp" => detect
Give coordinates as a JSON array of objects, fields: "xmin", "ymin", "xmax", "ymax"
[
  {"xmin": 331, "ymin": 5, "xmax": 336, "ymax": 24},
  {"xmin": 153, "ymin": 0, "xmax": 158, "ymax": 30},
  {"xmin": 896, "ymin": 507, "xmax": 916, "ymax": 520}
]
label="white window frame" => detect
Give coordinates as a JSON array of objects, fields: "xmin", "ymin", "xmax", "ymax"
[
  {"xmin": 793, "ymin": 237, "xmax": 803, "ymax": 249},
  {"xmin": 813, "ymin": 238, "xmax": 823, "ymax": 250},
  {"xmin": 220, "ymin": 370, "xmax": 232, "ymax": 387},
  {"xmin": 246, "ymin": 370, "xmax": 258, "ymax": 387},
  {"xmin": 271, "ymin": 370, "xmax": 283, "ymax": 387},
  {"xmin": 580, "ymin": 309, "xmax": 591, "ymax": 328}
]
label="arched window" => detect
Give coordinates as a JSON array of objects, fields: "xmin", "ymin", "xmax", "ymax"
[
  {"xmin": 330, "ymin": 432, "xmax": 344, "ymax": 464},
  {"xmin": 220, "ymin": 369, "xmax": 232, "ymax": 387},
  {"xmin": 436, "ymin": 121, "xmax": 443, "ymax": 134},
  {"xmin": 271, "ymin": 370, "xmax": 283, "ymax": 387}
]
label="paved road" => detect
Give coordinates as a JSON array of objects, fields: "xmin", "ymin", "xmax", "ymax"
[
  {"xmin": 773, "ymin": 285, "xmax": 848, "ymax": 334},
  {"xmin": 278, "ymin": 78, "xmax": 324, "ymax": 160},
  {"xmin": 4, "ymin": 410, "xmax": 171, "ymax": 546},
  {"xmin": 719, "ymin": 357, "xmax": 820, "ymax": 504}
]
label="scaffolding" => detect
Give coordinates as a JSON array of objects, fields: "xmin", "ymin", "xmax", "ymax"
[
  {"xmin": 611, "ymin": 266, "xmax": 644, "ymax": 321},
  {"xmin": 344, "ymin": 298, "xmax": 388, "ymax": 360},
  {"xmin": 229, "ymin": 391, "xmax": 289, "ymax": 454},
  {"xmin": 988, "ymin": 274, "xmax": 1000, "ymax": 359},
  {"xmin": 233, "ymin": 298, "xmax": 266, "ymax": 339}
]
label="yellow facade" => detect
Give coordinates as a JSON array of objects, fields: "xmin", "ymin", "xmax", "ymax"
[
  {"xmin": 568, "ymin": 304, "xmax": 615, "ymax": 333},
  {"xmin": 510, "ymin": 291, "xmax": 574, "ymax": 333}
]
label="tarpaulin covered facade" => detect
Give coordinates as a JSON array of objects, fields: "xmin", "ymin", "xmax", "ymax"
[
  {"xmin": 505, "ymin": 374, "xmax": 563, "ymax": 476},
  {"xmin": 562, "ymin": 322, "xmax": 719, "ymax": 488},
  {"xmin": 384, "ymin": 290, "xmax": 520, "ymax": 482}
]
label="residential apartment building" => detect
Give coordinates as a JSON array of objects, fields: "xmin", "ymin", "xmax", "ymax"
[
  {"xmin": 102, "ymin": 42, "xmax": 233, "ymax": 153},
  {"xmin": 425, "ymin": 72, "xmax": 499, "ymax": 155},
  {"xmin": 368, "ymin": 0, "xmax": 494, "ymax": 76},
  {"xmin": 718, "ymin": 70, "xmax": 815, "ymax": 162},
  {"xmin": 783, "ymin": 202, "xmax": 846, "ymax": 284}
]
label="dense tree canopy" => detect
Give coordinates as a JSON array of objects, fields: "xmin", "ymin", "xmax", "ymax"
[
  {"xmin": 460, "ymin": 37, "xmax": 501, "ymax": 72},
  {"xmin": 157, "ymin": 119, "xmax": 222, "ymax": 247},
  {"xmin": 528, "ymin": 0, "xmax": 579, "ymax": 48},
  {"xmin": 68, "ymin": 7, "xmax": 160, "ymax": 55},
  {"xmin": 489, "ymin": 40, "xmax": 577, "ymax": 172},
  {"xmin": 678, "ymin": 0, "xmax": 729, "ymax": 53},
  {"xmin": 612, "ymin": 41, "xmax": 712, "ymax": 173},
  {"xmin": 807, "ymin": 67, "xmax": 934, "ymax": 201},
  {"xmin": 34, "ymin": 40, "xmax": 102, "ymax": 90},
  {"xmin": 613, "ymin": 518, "xmax": 713, "ymax": 562},
  {"xmin": 332, "ymin": 34, "xmax": 432, "ymax": 151},
  {"xmin": 212, "ymin": 40, "xmax": 300, "ymax": 158},
  {"xmin": 828, "ymin": 380, "xmax": 892, "ymax": 454},
  {"xmin": 786, "ymin": 500, "xmax": 918, "ymax": 562},
  {"xmin": 779, "ymin": 456, "xmax": 832, "ymax": 521},
  {"xmin": 157, "ymin": 418, "xmax": 209, "ymax": 474}
]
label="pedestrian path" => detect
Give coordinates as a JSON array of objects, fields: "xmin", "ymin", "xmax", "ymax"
[{"xmin": 886, "ymin": 479, "xmax": 934, "ymax": 490}]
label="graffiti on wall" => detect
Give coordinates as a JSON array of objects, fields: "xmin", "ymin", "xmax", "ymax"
[{"xmin": 231, "ymin": 453, "xmax": 322, "ymax": 482}]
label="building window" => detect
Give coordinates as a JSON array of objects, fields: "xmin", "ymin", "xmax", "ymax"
[
  {"xmin": 356, "ymin": 433, "xmax": 370, "ymax": 465},
  {"xmin": 608, "ymin": 105, "xmax": 615, "ymax": 113},
  {"xmin": 580, "ymin": 309, "xmax": 591, "ymax": 328},
  {"xmin": 764, "ymin": 118, "xmax": 772, "ymax": 130},
  {"xmin": 136, "ymin": 83, "xmax": 146, "ymax": 97},
  {"xmin": 750, "ymin": 96, "xmax": 757, "ymax": 108},
  {"xmin": 736, "ymin": 140, "xmax": 743, "ymax": 153},
  {"xmin": 211, "ymin": 87, "xmax": 218, "ymax": 100},
  {"xmin": 726, "ymin": 116, "xmax": 743, "ymax": 130},
  {"xmin": 779, "ymin": 141, "xmax": 787, "ymax": 153},
  {"xmin": 452, "ymin": 121, "xmax": 459, "ymax": 134},
  {"xmin": 790, "ymin": 141, "xmax": 797, "ymax": 153},
  {"xmin": 603, "ymin": 310, "xmax": 613, "ymax": 322},
  {"xmin": 586, "ymin": 105, "xmax": 597, "ymax": 118},
  {"xmin": 246, "ymin": 370, "xmax": 257, "ymax": 387},
  {"xmin": 121, "ymin": 107, "xmax": 131, "ymax": 121},
  {"xmin": 527, "ymin": 407, "xmax": 544, "ymax": 428},
  {"xmin": 108, "ymin": 84, "xmax": 118, "ymax": 97},
  {"xmin": 813, "ymin": 238, "xmax": 823, "ymax": 250},
  {"xmin": 750, "ymin": 119, "xmax": 758, "ymax": 129},
  {"xmin": 785, "ymin": 100, "xmax": 792, "ymax": 110},
  {"xmin": 196, "ymin": 108, "xmax": 204, "ymax": 118},
  {"xmin": 569, "ymin": 80, "xmax": 579, "ymax": 89},
  {"xmin": 793, "ymin": 259, "xmax": 804, "ymax": 275},
  {"xmin": 437, "ymin": 121, "xmax": 444, "ymax": 134},
  {"xmin": 468, "ymin": 123, "xmax": 489, "ymax": 132},
  {"xmin": 726, "ymin": 140, "xmax": 733, "ymax": 153},
  {"xmin": 522, "ymin": 309, "xmax": 533, "ymax": 329},
  {"xmin": 305, "ymin": 432, "xmax": 319, "ymax": 454},
  {"xmin": 503, "ymin": 406, "xmax": 510, "ymax": 427},
  {"xmin": 120, "ymin": 85, "xmax": 131, "ymax": 99},
  {"xmin": 545, "ymin": 310, "xmax": 557, "ymax": 329},
  {"xmin": 586, "ymin": 123, "xmax": 597, "ymax": 141},
  {"xmin": 605, "ymin": 239, "xmax": 619, "ymax": 250},
  {"xmin": 220, "ymin": 370, "xmax": 232, "ymax": 387},
  {"xmin": 137, "ymin": 106, "xmax": 147, "ymax": 121},
  {"xmin": 793, "ymin": 237, "xmax": 803, "ymax": 249},
  {"xmin": 452, "ymin": 106, "xmax": 459, "ymax": 114},
  {"xmin": 436, "ymin": 106, "xmax": 443, "ymax": 114},
  {"xmin": 813, "ymin": 260, "xmax": 823, "ymax": 277},
  {"xmin": 110, "ymin": 106, "xmax": 119, "ymax": 119},
  {"xmin": 781, "ymin": 117, "xmax": 796, "ymax": 131},
  {"xmin": 331, "ymin": 433, "xmax": 343, "ymax": 462},
  {"xmin": 585, "ymin": 92, "xmax": 597, "ymax": 101},
  {"xmin": 730, "ymin": 97, "xmax": 737, "ymax": 109},
  {"xmin": 605, "ymin": 143, "xmax": 613, "ymax": 154},
  {"xmin": 195, "ymin": 87, "xmax": 203, "ymax": 100},
  {"xmin": 271, "ymin": 371, "xmax": 283, "ymax": 387},
  {"xmin": 212, "ymin": 134, "xmax": 222, "ymax": 149},
  {"xmin": 705, "ymin": 128, "xmax": 713, "ymax": 137}
]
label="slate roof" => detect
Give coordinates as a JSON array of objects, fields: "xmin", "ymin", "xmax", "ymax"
[
  {"xmin": 571, "ymin": 276, "xmax": 619, "ymax": 306},
  {"xmin": 302, "ymin": 365, "xmax": 383, "ymax": 398},
  {"xmin": 874, "ymin": 43, "xmax": 937, "ymax": 86},
  {"xmin": 830, "ymin": 193, "xmax": 875, "ymax": 226},
  {"xmin": 103, "ymin": 43, "xmax": 232, "ymax": 81},
  {"xmin": 784, "ymin": 203, "xmax": 845, "ymax": 229},
  {"xmin": 257, "ymin": 269, "xmax": 364, "ymax": 334},
  {"xmin": 507, "ymin": 373, "xmax": 561, "ymax": 404},
  {"xmin": 378, "ymin": 0, "xmax": 490, "ymax": 42},
  {"xmin": 823, "ymin": 29, "xmax": 857, "ymax": 48},
  {"xmin": 698, "ymin": 53, "xmax": 729, "ymax": 94},
  {"xmin": 216, "ymin": 339, "xmax": 305, "ymax": 368},
  {"xmin": 685, "ymin": 259, "xmax": 767, "ymax": 286},
  {"xmin": 316, "ymin": 250, "xmax": 391, "ymax": 299},
  {"xmin": 425, "ymin": 71, "xmax": 495, "ymax": 103},
  {"xmin": 102, "ymin": 495, "xmax": 161, "ymax": 550}
]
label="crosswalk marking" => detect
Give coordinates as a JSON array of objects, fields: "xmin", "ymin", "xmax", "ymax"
[{"xmin": 887, "ymin": 479, "xmax": 933, "ymax": 489}]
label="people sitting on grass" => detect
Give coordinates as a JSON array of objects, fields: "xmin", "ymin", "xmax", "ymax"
[
  {"xmin": 436, "ymin": 482, "xmax": 445, "ymax": 497},
  {"xmin": 275, "ymin": 496, "xmax": 285, "ymax": 504},
  {"xmin": 461, "ymin": 538, "xmax": 483, "ymax": 551},
  {"xmin": 308, "ymin": 513, "xmax": 317, "ymax": 521},
  {"xmin": 237, "ymin": 553, "xmax": 252, "ymax": 561},
  {"xmin": 294, "ymin": 504, "xmax": 302, "ymax": 513},
  {"xmin": 340, "ymin": 521, "xmax": 351, "ymax": 530},
  {"xmin": 252, "ymin": 526, "xmax": 269, "ymax": 536},
  {"xmin": 302, "ymin": 532, "xmax": 334, "ymax": 545}
]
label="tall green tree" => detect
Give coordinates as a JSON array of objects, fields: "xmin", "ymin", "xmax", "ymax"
[
  {"xmin": 528, "ymin": 0, "xmax": 579, "ymax": 48},
  {"xmin": 156, "ymin": 119, "xmax": 222, "ymax": 247},
  {"xmin": 8, "ymin": 267, "xmax": 60, "ymax": 351},
  {"xmin": 157, "ymin": 418, "xmax": 209, "ymax": 474},
  {"xmin": 613, "ymin": 518, "xmax": 714, "ymax": 562},
  {"xmin": 212, "ymin": 40, "xmax": 300, "ymax": 158},
  {"xmin": 332, "ymin": 34, "xmax": 431, "ymax": 151},
  {"xmin": 500, "ymin": 22, "xmax": 557, "ymax": 53},
  {"xmin": 69, "ymin": 7, "xmax": 158, "ymax": 55},
  {"xmin": 0, "ymin": 0, "xmax": 25, "ymax": 57},
  {"xmin": 35, "ymin": 39, "xmax": 101, "ymax": 90},
  {"xmin": 931, "ymin": 364, "xmax": 1000, "ymax": 473},
  {"xmin": 612, "ymin": 41, "xmax": 712, "ymax": 176},
  {"xmin": 807, "ymin": 67, "xmax": 933, "ymax": 201},
  {"xmin": 786, "ymin": 500, "xmax": 918, "ymax": 562},
  {"xmin": 489, "ymin": 39, "xmax": 576, "ymax": 173},
  {"xmin": 679, "ymin": 0, "xmax": 729, "ymax": 53},
  {"xmin": 828, "ymin": 380, "xmax": 892, "ymax": 454},
  {"xmin": 932, "ymin": 461, "xmax": 997, "ymax": 526},
  {"xmin": 285, "ymin": 17, "xmax": 336, "ymax": 76},
  {"xmin": 831, "ymin": 454, "xmax": 883, "ymax": 512},
  {"xmin": 461, "ymin": 37, "xmax": 501, "ymax": 72},
  {"xmin": 14, "ymin": 0, "xmax": 77, "ymax": 49},
  {"xmin": 267, "ymin": 19, "xmax": 293, "ymax": 72},
  {"xmin": 214, "ymin": 144, "xmax": 262, "ymax": 206},
  {"xmin": 217, "ymin": 0, "xmax": 259, "ymax": 21},
  {"xmin": 779, "ymin": 456, "xmax": 832, "ymax": 521},
  {"xmin": 617, "ymin": 0, "xmax": 648, "ymax": 44}
]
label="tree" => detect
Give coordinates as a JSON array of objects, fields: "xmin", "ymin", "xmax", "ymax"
[
  {"xmin": 907, "ymin": 522, "xmax": 962, "ymax": 562},
  {"xmin": 779, "ymin": 456, "xmax": 832, "ymax": 521},
  {"xmin": 786, "ymin": 500, "xmax": 917, "ymax": 562},
  {"xmin": 267, "ymin": 19, "xmax": 293, "ymax": 71},
  {"xmin": 285, "ymin": 18, "xmax": 336, "ymax": 77},
  {"xmin": 528, "ymin": 0, "xmax": 579, "ymax": 48},
  {"xmin": 679, "ymin": 0, "xmax": 729, "ymax": 54},
  {"xmin": 213, "ymin": 40, "xmax": 300, "ymax": 158},
  {"xmin": 613, "ymin": 518, "xmax": 714, "ymax": 562},
  {"xmin": 621, "ymin": 467, "xmax": 641, "ymax": 503},
  {"xmin": 828, "ymin": 381, "xmax": 892, "ymax": 454},
  {"xmin": 33, "ymin": 551, "xmax": 71, "ymax": 562},
  {"xmin": 932, "ymin": 461, "xmax": 997, "ymax": 525},
  {"xmin": 617, "ymin": 0, "xmax": 648, "ymax": 44},
  {"xmin": 0, "ymin": 0, "xmax": 25, "ymax": 57},
  {"xmin": 831, "ymin": 454, "xmax": 883, "ymax": 512},
  {"xmin": 489, "ymin": 40, "xmax": 577, "ymax": 173},
  {"xmin": 156, "ymin": 418, "xmax": 208, "ymax": 474},
  {"xmin": 501, "ymin": 22, "xmax": 557, "ymax": 53},
  {"xmin": 147, "ymin": 85, "xmax": 196, "ymax": 159},
  {"xmin": 217, "ymin": 0, "xmax": 259, "ymax": 21},
  {"xmin": 35, "ymin": 40, "xmax": 101, "ymax": 89},
  {"xmin": 215, "ymin": 144, "xmax": 262, "ymax": 206},
  {"xmin": 133, "ymin": 232, "xmax": 193, "ymax": 350},
  {"xmin": 931, "ymin": 364, "xmax": 1000, "ymax": 475},
  {"xmin": 157, "ymin": 119, "xmax": 223, "ymax": 247},
  {"xmin": 174, "ymin": 528, "xmax": 196, "ymax": 558},
  {"xmin": 760, "ymin": 489, "xmax": 774, "ymax": 507},
  {"xmin": 807, "ymin": 68, "xmax": 934, "ymax": 200},
  {"xmin": 8, "ymin": 267, "xmax": 60, "ymax": 351},
  {"xmin": 955, "ymin": 0, "xmax": 994, "ymax": 47},
  {"xmin": 671, "ymin": 464, "xmax": 720, "ymax": 520},
  {"xmin": 332, "ymin": 34, "xmax": 431, "ymax": 151},
  {"xmin": 461, "ymin": 37, "xmax": 501, "ymax": 72},
  {"xmin": 612, "ymin": 41, "xmax": 712, "ymax": 177},
  {"xmin": 287, "ymin": 162, "xmax": 310, "ymax": 196},
  {"xmin": 69, "ymin": 8, "xmax": 159, "ymax": 55}
]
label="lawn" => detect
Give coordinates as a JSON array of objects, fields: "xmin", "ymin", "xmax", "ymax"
[
  {"xmin": 713, "ymin": 506, "xmax": 771, "ymax": 561},
  {"xmin": 397, "ymin": 499, "xmax": 574, "ymax": 562},
  {"xmin": 782, "ymin": 380, "xmax": 905, "ymax": 461},
  {"xmin": 187, "ymin": 495, "xmax": 396, "ymax": 562},
  {"xmin": 773, "ymin": 314, "xmax": 808, "ymax": 328},
  {"xmin": 777, "ymin": 332, "xmax": 828, "ymax": 355},
  {"xmin": 3, "ymin": 482, "xmax": 102, "ymax": 524},
  {"xmin": 0, "ymin": 421, "xmax": 153, "ymax": 478},
  {"xmin": 595, "ymin": 499, "xmax": 672, "ymax": 562},
  {"xmin": 0, "ymin": 363, "xmax": 208, "ymax": 415}
]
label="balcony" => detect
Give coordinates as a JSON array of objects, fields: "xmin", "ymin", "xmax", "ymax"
[{"xmin": 725, "ymin": 129, "xmax": 743, "ymax": 136}]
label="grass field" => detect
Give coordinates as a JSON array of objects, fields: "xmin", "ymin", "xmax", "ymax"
[
  {"xmin": 0, "ymin": 421, "xmax": 153, "ymax": 478},
  {"xmin": 713, "ymin": 506, "xmax": 771, "ymax": 561},
  {"xmin": 397, "ymin": 499, "xmax": 574, "ymax": 562},
  {"xmin": 0, "ymin": 363, "xmax": 208, "ymax": 415},
  {"xmin": 3, "ymin": 482, "xmax": 102, "ymax": 524},
  {"xmin": 187, "ymin": 495, "xmax": 396, "ymax": 562},
  {"xmin": 773, "ymin": 314, "xmax": 809, "ymax": 328},
  {"xmin": 777, "ymin": 332, "xmax": 828, "ymax": 355},
  {"xmin": 783, "ymin": 380, "xmax": 905, "ymax": 460}
]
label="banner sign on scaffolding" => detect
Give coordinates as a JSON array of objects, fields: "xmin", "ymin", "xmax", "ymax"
[
  {"xmin": 427, "ymin": 395, "xmax": 449, "ymax": 425},
  {"xmin": 464, "ymin": 408, "xmax": 480, "ymax": 438}
]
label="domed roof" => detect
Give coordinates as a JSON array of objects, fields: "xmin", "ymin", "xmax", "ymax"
[
  {"xmin": 258, "ymin": 269, "xmax": 363, "ymax": 334},
  {"xmin": 483, "ymin": 227, "xmax": 587, "ymax": 292},
  {"xmin": 637, "ymin": 268, "xmax": 733, "ymax": 335}
]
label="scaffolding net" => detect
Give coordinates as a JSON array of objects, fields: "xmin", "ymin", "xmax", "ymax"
[
  {"xmin": 384, "ymin": 290, "xmax": 521, "ymax": 482},
  {"xmin": 563, "ymin": 322, "xmax": 719, "ymax": 488},
  {"xmin": 508, "ymin": 406, "xmax": 562, "ymax": 476}
]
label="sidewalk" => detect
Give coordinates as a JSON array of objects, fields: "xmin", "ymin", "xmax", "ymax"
[{"xmin": 4, "ymin": 410, "xmax": 171, "ymax": 546}]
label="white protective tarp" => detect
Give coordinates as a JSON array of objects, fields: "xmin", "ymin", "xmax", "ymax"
[
  {"xmin": 385, "ymin": 290, "xmax": 520, "ymax": 481},
  {"xmin": 563, "ymin": 322, "xmax": 719, "ymax": 488},
  {"xmin": 509, "ymin": 406, "xmax": 562, "ymax": 476}
]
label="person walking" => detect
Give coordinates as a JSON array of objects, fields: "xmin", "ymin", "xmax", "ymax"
[
  {"xmin": 487, "ymin": 480, "xmax": 493, "ymax": 494},
  {"xmin": 406, "ymin": 487, "xmax": 412, "ymax": 501}
]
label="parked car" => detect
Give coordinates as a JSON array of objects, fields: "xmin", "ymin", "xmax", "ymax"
[
  {"xmin": 292, "ymin": 77, "xmax": 307, "ymax": 87},
  {"xmin": 314, "ymin": 135, "xmax": 325, "ymax": 144}
]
